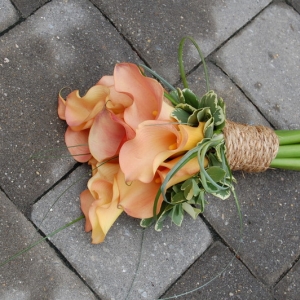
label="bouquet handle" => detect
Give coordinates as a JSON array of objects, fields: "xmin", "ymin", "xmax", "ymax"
[{"xmin": 223, "ymin": 120, "xmax": 279, "ymax": 172}]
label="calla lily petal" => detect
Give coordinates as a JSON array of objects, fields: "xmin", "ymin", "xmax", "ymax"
[
  {"xmin": 97, "ymin": 75, "xmax": 133, "ymax": 112},
  {"xmin": 80, "ymin": 189, "xmax": 94, "ymax": 232},
  {"xmin": 157, "ymin": 99, "xmax": 176, "ymax": 121},
  {"xmin": 89, "ymin": 109, "xmax": 127, "ymax": 162},
  {"xmin": 65, "ymin": 85, "xmax": 109, "ymax": 128},
  {"xmin": 119, "ymin": 120, "xmax": 179, "ymax": 183},
  {"xmin": 117, "ymin": 170, "xmax": 163, "ymax": 219},
  {"xmin": 87, "ymin": 162, "xmax": 120, "ymax": 199},
  {"xmin": 178, "ymin": 122, "xmax": 205, "ymax": 151},
  {"xmin": 87, "ymin": 195, "xmax": 123, "ymax": 244},
  {"xmin": 97, "ymin": 75, "xmax": 114, "ymax": 86},
  {"xmin": 114, "ymin": 63, "xmax": 169, "ymax": 129},
  {"xmin": 57, "ymin": 93, "xmax": 66, "ymax": 120},
  {"xmin": 65, "ymin": 127, "xmax": 91, "ymax": 162},
  {"xmin": 81, "ymin": 163, "xmax": 123, "ymax": 244},
  {"xmin": 119, "ymin": 121, "xmax": 205, "ymax": 183}
]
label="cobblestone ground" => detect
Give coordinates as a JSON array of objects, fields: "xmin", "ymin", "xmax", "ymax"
[{"xmin": 1, "ymin": 1, "xmax": 299, "ymax": 299}]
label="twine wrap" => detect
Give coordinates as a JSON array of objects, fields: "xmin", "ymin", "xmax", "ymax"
[{"xmin": 223, "ymin": 120, "xmax": 279, "ymax": 172}]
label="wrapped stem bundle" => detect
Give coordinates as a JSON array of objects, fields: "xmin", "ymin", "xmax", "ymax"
[
  {"xmin": 224, "ymin": 121, "xmax": 300, "ymax": 172},
  {"xmin": 224, "ymin": 120, "xmax": 279, "ymax": 173},
  {"xmin": 58, "ymin": 38, "xmax": 300, "ymax": 244}
]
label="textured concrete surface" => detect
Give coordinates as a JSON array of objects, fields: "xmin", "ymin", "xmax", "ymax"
[
  {"xmin": 288, "ymin": 0, "xmax": 300, "ymax": 13},
  {"xmin": 10, "ymin": 0, "xmax": 48, "ymax": 17},
  {"xmin": 1, "ymin": 0, "xmax": 300, "ymax": 299},
  {"xmin": 0, "ymin": 190, "xmax": 97, "ymax": 300},
  {"xmin": 163, "ymin": 242, "xmax": 273, "ymax": 299},
  {"xmin": 92, "ymin": 0, "xmax": 272, "ymax": 83},
  {"xmin": 204, "ymin": 169, "xmax": 300, "ymax": 286},
  {"xmin": 31, "ymin": 165, "xmax": 213, "ymax": 300},
  {"xmin": 275, "ymin": 259, "xmax": 300, "ymax": 300},
  {"xmin": 213, "ymin": 2, "xmax": 300, "ymax": 130},
  {"xmin": 0, "ymin": 0, "xmax": 19, "ymax": 32}
]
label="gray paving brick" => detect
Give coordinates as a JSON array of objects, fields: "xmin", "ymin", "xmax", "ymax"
[
  {"xmin": 92, "ymin": 0, "xmax": 272, "ymax": 83},
  {"xmin": 11, "ymin": 0, "xmax": 48, "ymax": 17},
  {"xmin": 163, "ymin": 241, "xmax": 273, "ymax": 300},
  {"xmin": 275, "ymin": 260, "xmax": 300, "ymax": 300},
  {"xmin": 0, "ymin": 190, "xmax": 97, "ymax": 300},
  {"xmin": 203, "ymin": 169, "xmax": 300, "ymax": 286},
  {"xmin": 287, "ymin": 0, "xmax": 300, "ymax": 14},
  {"xmin": 0, "ymin": 0, "xmax": 19, "ymax": 32},
  {"xmin": 0, "ymin": 0, "xmax": 140, "ymax": 217},
  {"xmin": 31, "ymin": 165, "xmax": 213, "ymax": 300},
  {"xmin": 213, "ymin": 2, "xmax": 300, "ymax": 130}
]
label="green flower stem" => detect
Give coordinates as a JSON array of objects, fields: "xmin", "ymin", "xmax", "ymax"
[
  {"xmin": 270, "ymin": 130, "xmax": 300, "ymax": 169},
  {"xmin": 275, "ymin": 130, "xmax": 300, "ymax": 145},
  {"xmin": 270, "ymin": 158, "xmax": 300, "ymax": 171},
  {"xmin": 275, "ymin": 144, "xmax": 300, "ymax": 158},
  {"xmin": 178, "ymin": 36, "xmax": 210, "ymax": 92}
]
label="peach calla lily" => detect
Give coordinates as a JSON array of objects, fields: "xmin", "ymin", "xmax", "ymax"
[
  {"xmin": 119, "ymin": 121, "xmax": 206, "ymax": 183},
  {"xmin": 80, "ymin": 161, "xmax": 164, "ymax": 243},
  {"xmin": 97, "ymin": 75, "xmax": 133, "ymax": 114},
  {"xmin": 114, "ymin": 63, "xmax": 175, "ymax": 129},
  {"xmin": 116, "ymin": 170, "xmax": 163, "ymax": 219},
  {"xmin": 64, "ymin": 85, "xmax": 110, "ymax": 131},
  {"xmin": 80, "ymin": 162, "xmax": 123, "ymax": 244},
  {"xmin": 87, "ymin": 161, "xmax": 120, "ymax": 196},
  {"xmin": 80, "ymin": 189, "xmax": 123, "ymax": 244}
]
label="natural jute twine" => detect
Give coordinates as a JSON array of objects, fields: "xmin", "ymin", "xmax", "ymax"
[{"xmin": 223, "ymin": 120, "xmax": 279, "ymax": 172}]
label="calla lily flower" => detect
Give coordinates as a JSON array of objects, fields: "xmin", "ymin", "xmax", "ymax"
[
  {"xmin": 64, "ymin": 85, "xmax": 110, "ymax": 131},
  {"xmin": 119, "ymin": 121, "xmax": 206, "ymax": 183},
  {"xmin": 80, "ymin": 161, "xmax": 164, "ymax": 243},
  {"xmin": 97, "ymin": 75, "xmax": 133, "ymax": 114},
  {"xmin": 86, "ymin": 63, "xmax": 175, "ymax": 163},
  {"xmin": 80, "ymin": 189, "xmax": 123, "ymax": 244},
  {"xmin": 87, "ymin": 161, "xmax": 119, "ymax": 199},
  {"xmin": 116, "ymin": 169, "xmax": 163, "ymax": 219},
  {"xmin": 114, "ymin": 63, "xmax": 175, "ymax": 129},
  {"xmin": 63, "ymin": 83, "xmax": 133, "ymax": 131},
  {"xmin": 58, "ymin": 68, "xmax": 134, "ymax": 163},
  {"xmin": 80, "ymin": 162, "xmax": 123, "ymax": 244}
]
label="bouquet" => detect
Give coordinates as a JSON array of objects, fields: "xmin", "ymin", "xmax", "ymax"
[{"xmin": 58, "ymin": 37, "xmax": 300, "ymax": 244}]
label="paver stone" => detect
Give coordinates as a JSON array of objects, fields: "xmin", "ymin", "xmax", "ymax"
[{"xmin": 31, "ymin": 165, "xmax": 213, "ymax": 300}]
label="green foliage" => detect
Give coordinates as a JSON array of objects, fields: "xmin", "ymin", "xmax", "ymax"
[
  {"xmin": 142, "ymin": 134, "xmax": 235, "ymax": 230},
  {"xmin": 140, "ymin": 42, "xmax": 235, "ymax": 231},
  {"xmin": 171, "ymin": 89, "xmax": 226, "ymax": 135},
  {"xmin": 143, "ymin": 87, "xmax": 236, "ymax": 231}
]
